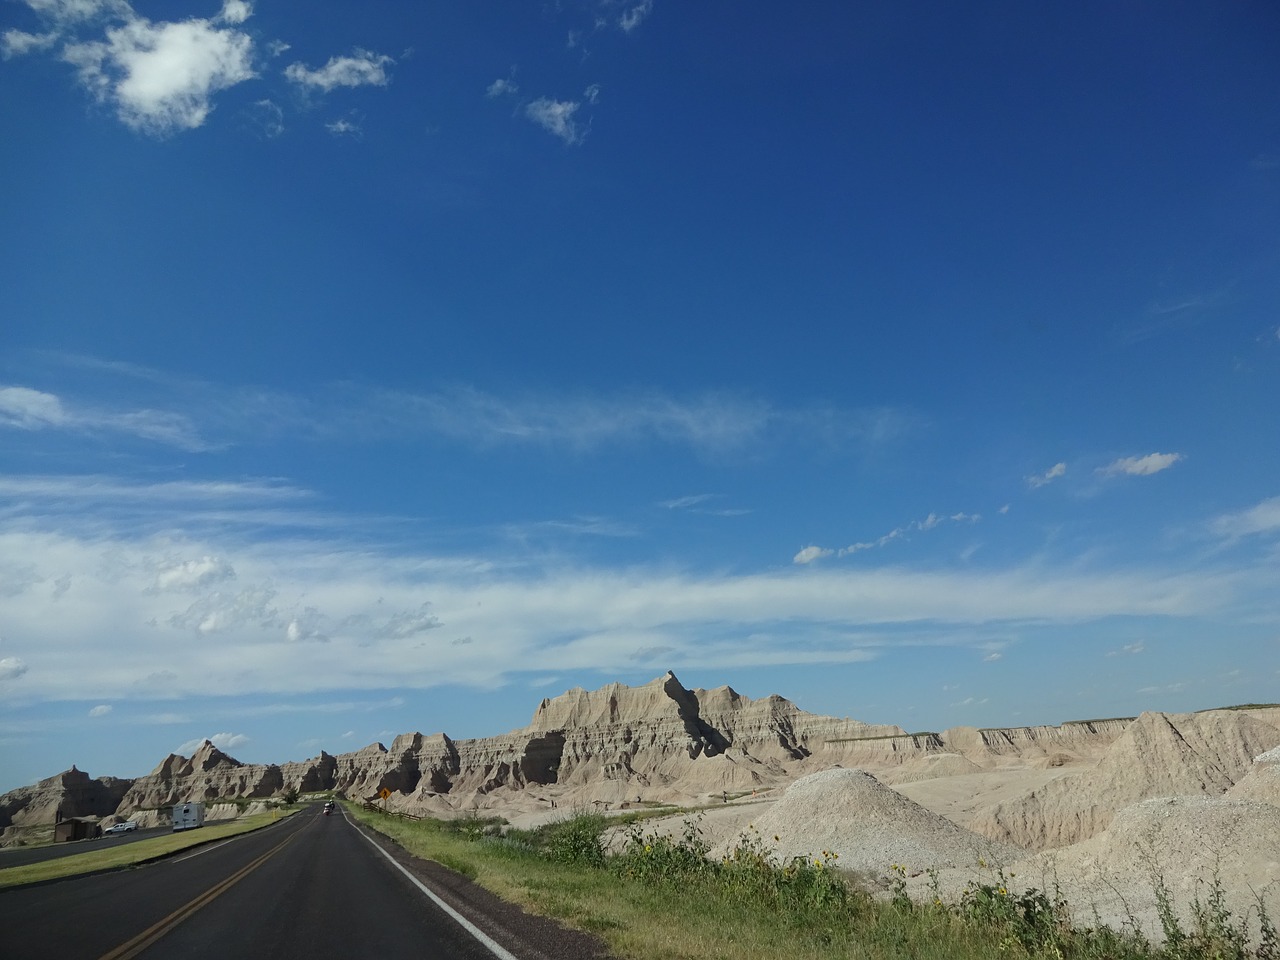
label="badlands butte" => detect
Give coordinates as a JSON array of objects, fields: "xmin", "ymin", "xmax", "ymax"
[{"xmin": 4, "ymin": 671, "xmax": 1279, "ymax": 934}]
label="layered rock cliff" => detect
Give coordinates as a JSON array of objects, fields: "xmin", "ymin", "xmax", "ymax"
[
  {"xmin": 117, "ymin": 740, "xmax": 283, "ymax": 811},
  {"xmin": 0, "ymin": 767, "xmax": 133, "ymax": 830},
  {"xmin": 970, "ymin": 709, "xmax": 1280, "ymax": 851}
]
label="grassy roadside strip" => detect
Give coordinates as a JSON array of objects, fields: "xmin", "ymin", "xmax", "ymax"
[
  {"xmin": 346, "ymin": 806, "xmax": 1013, "ymax": 960},
  {"xmin": 0, "ymin": 808, "xmax": 300, "ymax": 890}
]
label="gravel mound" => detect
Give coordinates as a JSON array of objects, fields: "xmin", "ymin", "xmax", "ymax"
[{"xmin": 713, "ymin": 767, "xmax": 1024, "ymax": 874}]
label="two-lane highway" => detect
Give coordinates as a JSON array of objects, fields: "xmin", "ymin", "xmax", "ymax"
[{"xmin": 0, "ymin": 804, "xmax": 609, "ymax": 960}]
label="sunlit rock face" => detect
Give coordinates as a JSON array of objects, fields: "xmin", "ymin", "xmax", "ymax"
[{"xmin": 116, "ymin": 741, "xmax": 282, "ymax": 812}]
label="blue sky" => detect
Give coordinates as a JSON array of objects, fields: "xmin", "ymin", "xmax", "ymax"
[{"xmin": 1, "ymin": 0, "xmax": 1278, "ymax": 793}]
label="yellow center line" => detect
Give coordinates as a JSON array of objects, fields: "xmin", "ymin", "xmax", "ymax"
[{"xmin": 98, "ymin": 820, "xmax": 307, "ymax": 960}]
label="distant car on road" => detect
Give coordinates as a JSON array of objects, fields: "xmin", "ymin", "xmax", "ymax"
[
  {"xmin": 103, "ymin": 821, "xmax": 138, "ymax": 834},
  {"xmin": 323, "ymin": 801, "xmax": 335, "ymax": 815}
]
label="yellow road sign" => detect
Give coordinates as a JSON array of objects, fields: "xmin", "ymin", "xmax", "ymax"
[{"xmin": 379, "ymin": 787, "xmax": 391, "ymax": 800}]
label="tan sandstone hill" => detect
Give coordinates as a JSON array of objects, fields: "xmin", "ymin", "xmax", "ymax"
[{"xmin": 970, "ymin": 709, "xmax": 1280, "ymax": 851}]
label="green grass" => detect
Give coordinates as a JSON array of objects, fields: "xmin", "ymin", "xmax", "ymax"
[
  {"xmin": 348, "ymin": 804, "xmax": 1278, "ymax": 960},
  {"xmin": 0, "ymin": 808, "xmax": 298, "ymax": 889}
]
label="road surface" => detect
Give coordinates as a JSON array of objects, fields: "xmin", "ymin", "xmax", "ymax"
[{"xmin": 0, "ymin": 804, "xmax": 609, "ymax": 960}]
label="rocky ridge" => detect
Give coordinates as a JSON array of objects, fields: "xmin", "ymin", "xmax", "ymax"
[{"xmin": 3, "ymin": 675, "xmax": 1267, "ymax": 837}]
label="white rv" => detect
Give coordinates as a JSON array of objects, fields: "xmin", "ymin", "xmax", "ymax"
[{"xmin": 172, "ymin": 802, "xmax": 205, "ymax": 831}]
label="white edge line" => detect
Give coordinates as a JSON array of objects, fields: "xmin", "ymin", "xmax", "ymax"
[{"xmin": 349, "ymin": 817, "xmax": 520, "ymax": 960}]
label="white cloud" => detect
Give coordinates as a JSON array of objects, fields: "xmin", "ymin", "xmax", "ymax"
[
  {"xmin": 0, "ymin": 506, "xmax": 1257, "ymax": 703},
  {"xmin": 0, "ymin": 386, "xmax": 68, "ymax": 429},
  {"xmin": 793, "ymin": 545, "xmax": 832, "ymax": 565},
  {"xmin": 619, "ymin": 0, "xmax": 654, "ymax": 32},
  {"xmin": 285, "ymin": 607, "xmax": 328, "ymax": 644},
  {"xmin": 153, "ymin": 556, "xmax": 236, "ymax": 592},
  {"xmin": 486, "ymin": 77, "xmax": 518, "ymax": 98},
  {"xmin": 837, "ymin": 511, "xmax": 980, "ymax": 556},
  {"xmin": 1210, "ymin": 496, "xmax": 1280, "ymax": 539},
  {"xmin": 22, "ymin": 0, "xmax": 128, "ymax": 23},
  {"xmin": 1027, "ymin": 462, "xmax": 1066, "ymax": 489},
  {"xmin": 325, "ymin": 116, "xmax": 361, "ymax": 137},
  {"xmin": 88, "ymin": 704, "xmax": 112, "ymax": 717},
  {"xmin": 1137, "ymin": 682, "xmax": 1185, "ymax": 695},
  {"xmin": 525, "ymin": 97, "xmax": 583, "ymax": 145},
  {"xmin": 217, "ymin": 0, "xmax": 251, "ymax": 25},
  {"xmin": 2, "ymin": 28, "xmax": 60, "ymax": 57},
  {"xmin": 1098, "ymin": 452, "xmax": 1184, "ymax": 478},
  {"xmin": 983, "ymin": 652, "xmax": 1003, "ymax": 662},
  {"xmin": 284, "ymin": 49, "xmax": 393, "ymax": 92},
  {"xmin": 0, "ymin": 657, "xmax": 29, "ymax": 682},
  {"xmin": 176, "ymin": 731, "xmax": 249, "ymax": 754},
  {"xmin": 0, "ymin": 474, "xmax": 310, "ymax": 504},
  {"xmin": 1106, "ymin": 641, "xmax": 1145, "ymax": 657},
  {"xmin": 661, "ymin": 494, "xmax": 716, "ymax": 510},
  {"xmin": 62, "ymin": 13, "xmax": 256, "ymax": 135},
  {"xmin": 584, "ymin": 83, "xmax": 600, "ymax": 104}
]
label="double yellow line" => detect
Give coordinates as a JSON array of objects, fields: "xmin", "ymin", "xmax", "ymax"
[{"xmin": 99, "ymin": 823, "xmax": 303, "ymax": 960}]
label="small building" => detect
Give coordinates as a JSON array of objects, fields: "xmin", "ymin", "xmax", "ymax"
[{"xmin": 54, "ymin": 815, "xmax": 101, "ymax": 842}]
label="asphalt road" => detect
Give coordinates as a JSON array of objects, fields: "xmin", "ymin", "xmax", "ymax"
[
  {"xmin": 0, "ymin": 804, "xmax": 610, "ymax": 960},
  {"xmin": 0, "ymin": 825, "xmax": 170, "ymax": 869}
]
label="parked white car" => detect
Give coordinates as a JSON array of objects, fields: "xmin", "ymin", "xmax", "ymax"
[{"xmin": 104, "ymin": 821, "xmax": 138, "ymax": 834}]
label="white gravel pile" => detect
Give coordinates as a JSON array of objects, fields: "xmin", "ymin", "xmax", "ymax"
[{"xmin": 712, "ymin": 768, "xmax": 1024, "ymax": 874}]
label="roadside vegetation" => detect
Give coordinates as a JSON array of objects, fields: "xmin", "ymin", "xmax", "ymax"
[
  {"xmin": 348, "ymin": 804, "xmax": 1277, "ymax": 960},
  {"xmin": 0, "ymin": 808, "xmax": 297, "ymax": 890}
]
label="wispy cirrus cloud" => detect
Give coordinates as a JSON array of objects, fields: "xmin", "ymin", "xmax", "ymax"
[
  {"xmin": 1027, "ymin": 462, "xmax": 1066, "ymax": 489},
  {"xmin": 618, "ymin": 0, "xmax": 654, "ymax": 33},
  {"xmin": 837, "ymin": 511, "xmax": 980, "ymax": 557},
  {"xmin": 1210, "ymin": 496, "xmax": 1280, "ymax": 540},
  {"xmin": 0, "ymin": 385, "xmax": 212, "ymax": 450},
  {"xmin": 0, "ymin": 521, "xmax": 1246, "ymax": 702},
  {"xmin": 0, "ymin": 475, "xmax": 310, "ymax": 503},
  {"xmin": 21, "ymin": 357, "xmax": 911, "ymax": 458},
  {"xmin": 795, "ymin": 511, "xmax": 981, "ymax": 564},
  {"xmin": 1097, "ymin": 452, "xmax": 1184, "ymax": 478}
]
